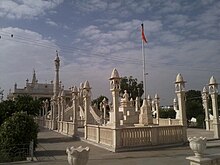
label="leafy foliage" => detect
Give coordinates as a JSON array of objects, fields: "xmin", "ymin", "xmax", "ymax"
[
  {"xmin": 14, "ymin": 95, "xmax": 42, "ymax": 116},
  {"xmin": 159, "ymin": 108, "xmax": 176, "ymax": 119},
  {"xmin": 0, "ymin": 112, "xmax": 38, "ymax": 162},
  {"xmin": 92, "ymin": 95, "xmax": 108, "ymax": 109},
  {"xmin": 0, "ymin": 100, "xmax": 17, "ymax": 125},
  {"xmin": 185, "ymin": 90, "xmax": 203, "ymax": 120},
  {"xmin": 0, "ymin": 95, "xmax": 42, "ymax": 125},
  {"xmin": 120, "ymin": 76, "xmax": 144, "ymax": 100}
]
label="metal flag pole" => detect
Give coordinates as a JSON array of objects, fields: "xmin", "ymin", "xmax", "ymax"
[
  {"xmin": 142, "ymin": 37, "xmax": 147, "ymax": 99},
  {"xmin": 141, "ymin": 23, "xmax": 147, "ymax": 99}
]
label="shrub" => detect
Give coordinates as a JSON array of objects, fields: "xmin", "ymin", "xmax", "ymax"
[{"xmin": 0, "ymin": 112, "xmax": 38, "ymax": 162}]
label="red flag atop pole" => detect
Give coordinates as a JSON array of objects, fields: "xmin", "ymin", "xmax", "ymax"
[{"xmin": 141, "ymin": 23, "xmax": 148, "ymax": 43}]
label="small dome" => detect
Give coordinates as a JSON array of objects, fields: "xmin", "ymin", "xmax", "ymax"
[
  {"xmin": 202, "ymin": 86, "xmax": 207, "ymax": 93},
  {"xmin": 83, "ymin": 80, "xmax": 90, "ymax": 89},
  {"xmin": 175, "ymin": 73, "xmax": 184, "ymax": 83},
  {"xmin": 155, "ymin": 93, "xmax": 159, "ymax": 99},
  {"xmin": 209, "ymin": 76, "xmax": 217, "ymax": 85},
  {"xmin": 110, "ymin": 68, "xmax": 120, "ymax": 79},
  {"xmin": 80, "ymin": 82, "xmax": 84, "ymax": 89},
  {"xmin": 72, "ymin": 86, "xmax": 78, "ymax": 93}
]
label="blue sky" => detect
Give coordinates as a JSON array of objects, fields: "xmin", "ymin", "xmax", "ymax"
[{"xmin": 0, "ymin": 0, "xmax": 220, "ymax": 105}]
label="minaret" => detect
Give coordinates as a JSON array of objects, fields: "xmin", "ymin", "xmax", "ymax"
[
  {"xmin": 54, "ymin": 51, "xmax": 60, "ymax": 96},
  {"xmin": 109, "ymin": 68, "xmax": 121, "ymax": 128},
  {"xmin": 175, "ymin": 73, "xmax": 187, "ymax": 142},
  {"xmin": 208, "ymin": 76, "xmax": 220, "ymax": 138},
  {"xmin": 202, "ymin": 86, "xmax": 210, "ymax": 131},
  {"xmin": 51, "ymin": 51, "xmax": 60, "ymax": 130}
]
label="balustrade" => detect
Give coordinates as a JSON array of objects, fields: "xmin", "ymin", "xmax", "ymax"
[{"xmin": 86, "ymin": 125, "xmax": 184, "ymax": 151}]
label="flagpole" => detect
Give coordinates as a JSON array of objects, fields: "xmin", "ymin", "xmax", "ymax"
[{"xmin": 142, "ymin": 37, "xmax": 147, "ymax": 99}]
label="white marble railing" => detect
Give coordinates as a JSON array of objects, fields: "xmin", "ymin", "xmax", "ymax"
[
  {"xmin": 77, "ymin": 120, "xmax": 85, "ymax": 128},
  {"xmin": 45, "ymin": 119, "xmax": 52, "ymax": 129},
  {"xmin": 86, "ymin": 125, "xmax": 185, "ymax": 151},
  {"xmin": 153, "ymin": 118, "xmax": 180, "ymax": 126},
  {"xmin": 58, "ymin": 121, "xmax": 76, "ymax": 136}
]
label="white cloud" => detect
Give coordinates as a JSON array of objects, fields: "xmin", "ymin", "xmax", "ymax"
[
  {"xmin": 0, "ymin": 0, "xmax": 64, "ymax": 19},
  {"xmin": 0, "ymin": 27, "xmax": 59, "ymax": 96},
  {"xmin": 46, "ymin": 19, "xmax": 58, "ymax": 27}
]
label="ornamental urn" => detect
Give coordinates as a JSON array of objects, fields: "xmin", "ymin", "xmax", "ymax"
[{"xmin": 188, "ymin": 137, "xmax": 207, "ymax": 158}]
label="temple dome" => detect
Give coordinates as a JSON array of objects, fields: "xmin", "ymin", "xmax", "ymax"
[
  {"xmin": 175, "ymin": 73, "xmax": 185, "ymax": 83},
  {"xmin": 73, "ymin": 86, "xmax": 78, "ymax": 93},
  {"xmin": 209, "ymin": 76, "xmax": 217, "ymax": 85},
  {"xmin": 84, "ymin": 80, "xmax": 90, "ymax": 89},
  {"xmin": 202, "ymin": 86, "xmax": 207, "ymax": 93},
  {"xmin": 110, "ymin": 68, "xmax": 119, "ymax": 80},
  {"xmin": 155, "ymin": 93, "xmax": 159, "ymax": 99}
]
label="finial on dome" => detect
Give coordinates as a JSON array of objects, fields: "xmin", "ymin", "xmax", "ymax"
[
  {"xmin": 110, "ymin": 68, "xmax": 120, "ymax": 80},
  {"xmin": 175, "ymin": 73, "xmax": 185, "ymax": 83},
  {"xmin": 209, "ymin": 76, "xmax": 217, "ymax": 85}
]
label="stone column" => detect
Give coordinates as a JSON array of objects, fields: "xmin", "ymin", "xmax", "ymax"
[
  {"xmin": 52, "ymin": 51, "xmax": 60, "ymax": 130},
  {"xmin": 57, "ymin": 92, "xmax": 61, "ymax": 122},
  {"xmin": 72, "ymin": 86, "xmax": 79, "ymax": 136},
  {"xmin": 135, "ymin": 97, "xmax": 140, "ymax": 112},
  {"xmin": 60, "ymin": 86, "xmax": 66, "ymax": 120},
  {"xmin": 109, "ymin": 68, "xmax": 121, "ymax": 150},
  {"xmin": 202, "ymin": 86, "xmax": 210, "ymax": 131},
  {"xmin": 102, "ymin": 98, "xmax": 108, "ymax": 125},
  {"xmin": 173, "ymin": 98, "xmax": 180, "ymax": 119},
  {"xmin": 154, "ymin": 94, "xmax": 160, "ymax": 124},
  {"xmin": 51, "ymin": 96, "xmax": 58, "ymax": 130},
  {"xmin": 109, "ymin": 68, "xmax": 121, "ymax": 128},
  {"xmin": 208, "ymin": 76, "xmax": 220, "ymax": 138},
  {"xmin": 83, "ymin": 80, "xmax": 92, "ymax": 139},
  {"xmin": 175, "ymin": 73, "xmax": 187, "ymax": 142},
  {"xmin": 45, "ymin": 99, "xmax": 49, "ymax": 118}
]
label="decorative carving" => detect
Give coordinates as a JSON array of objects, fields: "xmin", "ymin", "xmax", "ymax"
[
  {"xmin": 188, "ymin": 137, "xmax": 207, "ymax": 158},
  {"xmin": 66, "ymin": 146, "xmax": 90, "ymax": 165}
]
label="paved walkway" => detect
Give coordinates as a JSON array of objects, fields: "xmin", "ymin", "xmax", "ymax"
[{"xmin": 3, "ymin": 127, "xmax": 220, "ymax": 165}]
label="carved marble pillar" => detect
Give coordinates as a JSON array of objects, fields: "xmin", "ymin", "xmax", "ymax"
[
  {"xmin": 109, "ymin": 68, "xmax": 121, "ymax": 128},
  {"xmin": 135, "ymin": 97, "xmax": 140, "ymax": 112},
  {"xmin": 175, "ymin": 73, "xmax": 187, "ymax": 142},
  {"xmin": 173, "ymin": 98, "xmax": 180, "ymax": 119},
  {"xmin": 72, "ymin": 86, "xmax": 79, "ymax": 135},
  {"xmin": 102, "ymin": 98, "xmax": 108, "ymax": 125},
  {"xmin": 154, "ymin": 94, "xmax": 160, "ymax": 124},
  {"xmin": 202, "ymin": 87, "xmax": 210, "ymax": 131},
  {"xmin": 83, "ymin": 80, "xmax": 92, "ymax": 139},
  {"xmin": 208, "ymin": 76, "xmax": 220, "ymax": 138}
]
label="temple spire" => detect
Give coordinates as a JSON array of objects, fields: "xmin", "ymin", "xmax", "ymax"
[{"xmin": 32, "ymin": 69, "xmax": 37, "ymax": 84}]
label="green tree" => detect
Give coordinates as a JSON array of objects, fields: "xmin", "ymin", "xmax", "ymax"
[
  {"xmin": 0, "ymin": 112, "xmax": 38, "ymax": 162},
  {"xmin": 185, "ymin": 90, "xmax": 203, "ymax": 120},
  {"xmin": 159, "ymin": 108, "xmax": 176, "ymax": 119},
  {"xmin": 120, "ymin": 76, "xmax": 144, "ymax": 100},
  {"xmin": 92, "ymin": 95, "xmax": 109, "ymax": 110},
  {"xmin": 14, "ymin": 95, "xmax": 42, "ymax": 116},
  {"xmin": 0, "ymin": 100, "xmax": 17, "ymax": 125},
  {"xmin": 0, "ymin": 95, "xmax": 42, "ymax": 125}
]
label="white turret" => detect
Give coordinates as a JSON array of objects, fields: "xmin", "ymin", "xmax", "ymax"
[{"xmin": 208, "ymin": 76, "xmax": 220, "ymax": 138}]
